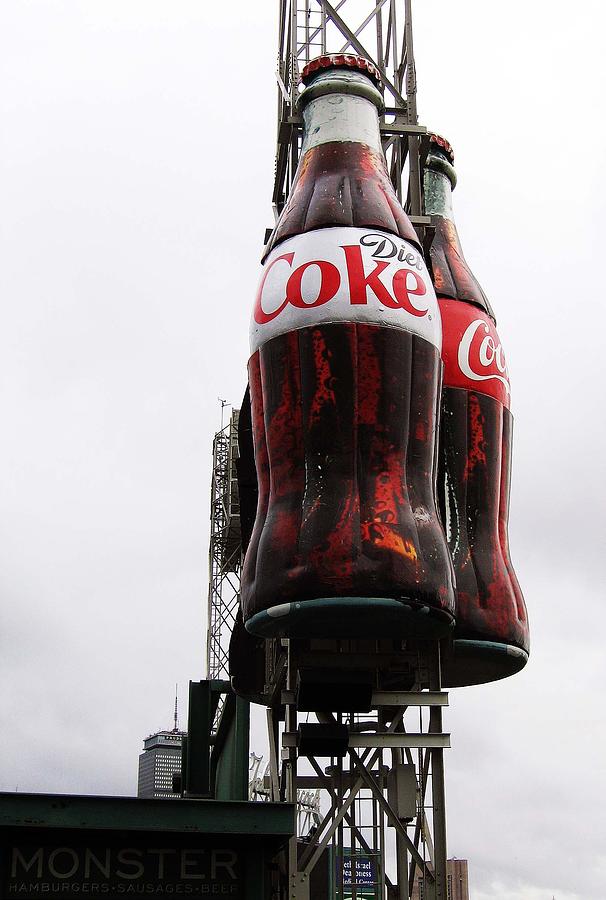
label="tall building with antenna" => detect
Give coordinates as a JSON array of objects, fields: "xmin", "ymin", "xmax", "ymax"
[{"xmin": 137, "ymin": 687, "xmax": 186, "ymax": 799}]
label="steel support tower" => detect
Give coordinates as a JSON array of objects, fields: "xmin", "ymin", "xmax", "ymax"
[
  {"xmin": 269, "ymin": 4, "xmax": 449, "ymax": 895},
  {"xmin": 272, "ymin": 0, "xmax": 430, "ymax": 233},
  {"xmin": 263, "ymin": 638, "xmax": 449, "ymax": 900},
  {"xmin": 206, "ymin": 405, "xmax": 241, "ymax": 682},
  {"xmin": 205, "ymin": 3, "xmax": 451, "ymax": 897}
]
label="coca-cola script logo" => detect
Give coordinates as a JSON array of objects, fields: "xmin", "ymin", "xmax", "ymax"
[
  {"xmin": 440, "ymin": 298, "xmax": 511, "ymax": 407},
  {"xmin": 458, "ymin": 319, "xmax": 509, "ymax": 393},
  {"xmin": 250, "ymin": 227, "xmax": 441, "ymax": 354}
]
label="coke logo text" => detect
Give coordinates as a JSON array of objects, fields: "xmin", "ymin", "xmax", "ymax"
[
  {"xmin": 457, "ymin": 318, "xmax": 510, "ymax": 395},
  {"xmin": 255, "ymin": 239, "xmax": 429, "ymax": 325}
]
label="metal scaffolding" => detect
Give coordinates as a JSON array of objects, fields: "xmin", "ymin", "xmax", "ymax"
[
  {"xmin": 262, "ymin": 638, "xmax": 449, "ymax": 900},
  {"xmin": 206, "ymin": 407, "xmax": 241, "ymax": 681},
  {"xmin": 272, "ymin": 0, "xmax": 429, "ymax": 230}
]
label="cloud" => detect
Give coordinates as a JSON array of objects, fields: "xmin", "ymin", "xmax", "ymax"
[{"xmin": 474, "ymin": 882, "xmax": 581, "ymax": 900}]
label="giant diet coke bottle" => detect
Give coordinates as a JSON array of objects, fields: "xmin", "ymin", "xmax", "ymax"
[
  {"xmin": 424, "ymin": 135, "xmax": 530, "ymax": 686},
  {"xmin": 241, "ymin": 56, "xmax": 456, "ymax": 639}
]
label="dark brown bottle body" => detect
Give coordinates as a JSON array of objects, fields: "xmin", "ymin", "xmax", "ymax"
[
  {"xmin": 240, "ymin": 62, "xmax": 455, "ymax": 639},
  {"xmin": 425, "ymin": 139, "xmax": 529, "ymax": 685}
]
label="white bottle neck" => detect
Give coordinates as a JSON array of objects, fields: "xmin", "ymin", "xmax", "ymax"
[
  {"xmin": 299, "ymin": 69, "xmax": 383, "ymax": 155},
  {"xmin": 301, "ymin": 92, "xmax": 383, "ymax": 154},
  {"xmin": 423, "ymin": 152, "xmax": 457, "ymax": 221},
  {"xmin": 423, "ymin": 169, "xmax": 455, "ymax": 220}
]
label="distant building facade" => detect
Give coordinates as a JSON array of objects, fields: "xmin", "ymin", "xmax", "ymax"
[
  {"xmin": 137, "ymin": 729, "xmax": 185, "ymax": 799},
  {"xmin": 411, "ymin": 858, "xmax": 469, "ymax": 900}
]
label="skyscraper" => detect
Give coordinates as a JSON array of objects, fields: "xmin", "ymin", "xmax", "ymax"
[{"xmin": 137, "ymin": 690, "xmax": 186, "ymax": 799}]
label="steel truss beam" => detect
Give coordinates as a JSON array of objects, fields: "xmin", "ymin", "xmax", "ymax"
[
  {"xmin": 272, "ymin": 0, "xmax": 430, "ymax": 239},
  {"xmin": 265, "ymin": 638, "xmax": 449, "ymax": 899},
  {"xmin": 206, "ymin": 410, "xmax": 241, "ymax": 695}
]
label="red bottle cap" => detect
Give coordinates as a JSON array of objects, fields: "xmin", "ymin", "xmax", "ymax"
[
  {"xmin": 301, "ymin": 54, "xmax": 382, "ymax": 87},
  {"xmin": 428, "ymin": 133, "xmax": 455, "ymax": 163}
]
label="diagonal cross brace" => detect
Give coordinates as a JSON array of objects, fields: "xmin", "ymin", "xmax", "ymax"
[
  {"xmin": 338, "ymin": 0, "xmax": 391, "ymax": 54},
  {"xmin": 348, "ymin": 747, "xmax": 433, "ymax": 881},
  {"xmin": 318, "ymin": 0, "xmax": 407, "ymax": 106},
  {"xmin": 307, "ymin": 757, "xmax": 396, "ymax": 892}
]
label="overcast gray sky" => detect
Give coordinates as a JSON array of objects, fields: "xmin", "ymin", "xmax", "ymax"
[{"xmin": 1, "ymin": 2, "xmax": 605, "ymax": 899}]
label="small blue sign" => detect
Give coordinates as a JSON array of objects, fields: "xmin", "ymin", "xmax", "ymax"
[{"xmin": 335, "ymin": 851, "xmax": 379, "ymax": 898}]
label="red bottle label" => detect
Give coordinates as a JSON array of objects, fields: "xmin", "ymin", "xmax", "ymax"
[{"xmin": 439, "ymin": 298, "xmax": 511, "ymax": 408}]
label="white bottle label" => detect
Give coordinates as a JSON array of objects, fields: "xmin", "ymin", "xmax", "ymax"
[{"xmin": 251, "ymin": 227, "xmax": 441, "ymax": 353}]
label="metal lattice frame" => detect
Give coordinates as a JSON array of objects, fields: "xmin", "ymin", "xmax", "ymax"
[
  {"xmin": 266, "ymin": 640, "xmax": 449, "ymax": 900},
  {"xmin": 273, "ymin": 0, "xmax": 429, "ymax": 228},
  {"xmin": 206, "ymin": 409, "xmax": 241, "ymax": 682}
]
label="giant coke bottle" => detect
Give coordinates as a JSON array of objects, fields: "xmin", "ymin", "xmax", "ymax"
[
  {"xmin": 424, "ymin": 134, "xmax": 530, "ymax": 686},
  {"xmin": 241, "ymin": 56, "xmax": 456, "ymax": 639}
]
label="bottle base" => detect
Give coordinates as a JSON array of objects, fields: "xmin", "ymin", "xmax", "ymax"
[
  {"xmin": 244, "ymin": 596, "xmax": 454, "ymax": 640},
  {"xmin": 441, "ymin": 639, "xmax": 529, "ymax": 688}
]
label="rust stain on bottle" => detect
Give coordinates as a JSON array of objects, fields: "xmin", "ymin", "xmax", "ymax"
[
  {"xmin": 308, "ymin": 328, "xmax": 336, "ymax": 425},
  {"xmin": 465, "ymin": 393, "xmax": 487, "ymax": 475}
]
